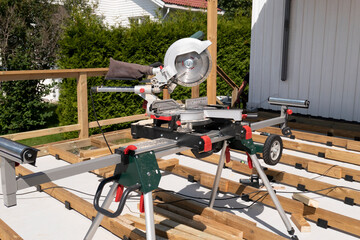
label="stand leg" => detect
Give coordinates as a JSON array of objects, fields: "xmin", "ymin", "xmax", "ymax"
[
  {"xmin": 249, "ymin": 154, "xmax": 294, "ymax": 234},
  {"xmin": 0, "ymin": 157, "xmax": 17, "ymax": 207},
  {"xmin": 143, "ymin": 192, "xmax": 156, "ymax": 240},
  {"xmin": 209, "ymin": 141, "xmax": 228, "ymax": 208},
  {"xmin": 84, "ymin": 182, "xmax": 118, "ymax": 240}
]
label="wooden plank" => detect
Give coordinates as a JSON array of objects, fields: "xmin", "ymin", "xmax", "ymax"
[
  {"xmin": 79, "ymin": 138, "xmax": 145, "ymax": 158},
  {"xmin": 292, "ymin": 193, "xmax": 319, "ymax": 208},
  {"xmin": 325, "ymin": 148, "xmax": 360, "ymax": 165},
  {"xmin": 191, "ymin": 85, "xmax": 200, "ymax": 99},
  {"xmin": 307, "ymin": 161, "xmax": 342, "ymax": 179},
  {"xmin": 279, "ymin": 153, "xmax": 360, "ymax": 182},
  {"xmin": 153, "ymin": 191, "xmax": 285, "ymax": 240},
  {"xmin": 0, "ymin": 68, "xmax": 108, "ymax": 81},
  {"xmin": 153, "ymin": 205, "xmax": 241, "ymax": 240},
  {"xmin": 252, "ymin": 134, "xmax": 360, "ymax": 166},
  {"xmin": 50, "ymin": 139, "xmax": 91, "ymax": 151},
  {"xmin": 347, "ymin": 141, "xmax": 360, "ymax": 152},
  {"xmin": 88, "ymin": 114, "xmax": 148, "ymax": 128},
  {"xmin": 258, "ymin": 127, "xmax": 348, "ymax": 148},
  {"xmin": 15, "ymin": 166, "xmax": 146, "ymax": 239},
  {"xmin": 48, "ymin": 145, "xmax": 84, "ymax": 163},
  {"xmin": 157, "ymin": 158, "xmax": 179, "ymax": 170},
  {"xmin": 163, "ymin": 88, "xmax": 170, "ymax": 100},
  {"xmin": 1, "ymin": 124, "xmax": 80, "ymax": 141},
  {"xmin": 207, "ymin": 0, "xmax": 217, "ymax": 105},
  {"xmin": 0, "ymin": 218, "xmax": 23, "ymax": 240},
  {"xmin": 141, "ymin": 213, "xmax": 223, "ymax": 240},
  {"xmin": 158, "ymin": 156, "xmax": 360, "ymax": 236},
  {"xmin": 77, "ymin": 73, "xmax": 89, "ymax": 139},
  {"xmin": 291, "ymin": 213, "xmax": 311, "ymax": 233},
  {"xmin": 125, "ymin": 214, "xmax": 201, "ymax": 240},
  {"xmin": 200, "ymin": 173, "xmax": 229, "ymax": 192}
]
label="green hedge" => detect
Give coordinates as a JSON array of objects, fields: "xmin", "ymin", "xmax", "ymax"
[{"xmin": 57, "ymin": 10, "xmax": 251, "ymax": 134}]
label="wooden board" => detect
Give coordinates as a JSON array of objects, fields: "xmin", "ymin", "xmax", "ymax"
[
  {"xmin": 292, "ymin": 193, "xmax": 319, "ymax": 208},
  {"xmin": 15, "ymin": 166, "xmax": 146, "ymax": 239},
  {"xmin": 347, "ymin": 140, "xmax": 360, "ymax": 152},
  {"xmin": 307, "ymin": 161, "xmax": 342, "ymax": 179},
  {"xmin": 0, "ymin": 218, "xmax": 23, "ymax": 240},
  {"xmin": 291, "ymin": 213, "xmax": 311, "ymax": 233}
]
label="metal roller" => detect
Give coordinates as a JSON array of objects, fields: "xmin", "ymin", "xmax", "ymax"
[
  {"xmin": 0, "ymin": 137, "xmax": 38, "ymax": 164},
  {"xmin": 268, "ymin": 97, "xmax": 310, "ymax": 108}
]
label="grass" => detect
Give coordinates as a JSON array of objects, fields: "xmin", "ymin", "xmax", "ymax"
[{"xmin": 18, "ymin": 133, "xmax": 72, "ymax": 146}]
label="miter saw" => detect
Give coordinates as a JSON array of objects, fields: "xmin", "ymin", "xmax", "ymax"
[{"xmin": 0, "ymin": 35, "xmax": 308, "ymax": 240}]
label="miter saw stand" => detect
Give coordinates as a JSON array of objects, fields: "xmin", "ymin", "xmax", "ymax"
[{"xmin": 0, "ymin": 36, "xmax": 309, "ymax": 240}]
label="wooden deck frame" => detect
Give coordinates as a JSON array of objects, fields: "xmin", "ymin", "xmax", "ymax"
[{"xmin": 0, "ymin": 218, "xmax": 23, "ymax": 240}]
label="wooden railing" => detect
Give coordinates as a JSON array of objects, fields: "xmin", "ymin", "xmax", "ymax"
[{"xmin": 0, "ymin": 68, "xmax": 148, "ymax": 140}]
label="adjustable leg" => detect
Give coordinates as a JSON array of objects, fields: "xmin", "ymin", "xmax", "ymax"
[
  {"xmin": 143, "ymin": 192, "xmax": 156, "ymax": 240},
  {"xmin": 209, "ymin": 141, "xmax": 228, "ymax": 208},
  {"xmin": 0, "ymin": 157, "xmax": 17, "ymax": 207},
  {"xmin": 84, "ymin": 182, "xmax": 118, "ymax": 240},
  {"xmin": 249, "ymin": 154, "xmax": 294, "ymax": 235}
]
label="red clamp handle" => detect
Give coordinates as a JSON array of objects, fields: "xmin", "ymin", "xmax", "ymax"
[
  {"xmin": 139, "ymin": 193, "xmax": 145, "ymax": 213},
  {"xmin": 124, "ymin": 145, "xmax": 137, "ymax": 155},
  {"xmin": 246, "ymin": 152, "xmax": 253, "ymax": 169},
  {"xmin": 115, "ymin": 185, "xmax": 124, "ymax": 202},
  {"xmin": 225, "ymin": 146, "xmax": 231, "ymax": 163}
]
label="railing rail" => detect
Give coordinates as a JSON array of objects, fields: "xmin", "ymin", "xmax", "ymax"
[{"xmin": 0, "ymin": 68, "xmax": 148, "ymax": 140}]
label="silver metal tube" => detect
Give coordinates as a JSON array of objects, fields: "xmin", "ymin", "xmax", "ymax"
[
  {"xmin": 1, "ymin": 157, "xmax": 17, "ymax": 207},
  {"xmin": 84, "ymin": 183, "xmax": 118, "ymax": 240},
  {"xmin": 17, "ymin": 154, "xmax": 121, "ymax": 190},
  {"xmin": 94, "ymin": 87, "xmax": 135, "ymax": 93},
  {"xmin": 268, "ymin": 97, "xmax": 310, "ymax": 108},
  {"xmin": 144, "ymin": 192, "xmax": 156, "ymax": 240},
  {"xmin": 249, "ymin": 154, "xmax": 294, "ymax": 232},
  {"xmin": 250, "ymin": 116, "xmax": 286, "ymax": 131},
  {"xmin": 209, "ymin": 141, "xmax": 228, "ymax": 208}
]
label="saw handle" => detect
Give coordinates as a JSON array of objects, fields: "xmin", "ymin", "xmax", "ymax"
[{"xmin": 93, "ymin": 175, "xmax": 141, "ymax": 218}]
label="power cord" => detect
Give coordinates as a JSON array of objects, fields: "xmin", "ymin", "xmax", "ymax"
[{"xmin": 89, "ymin": 90, "xmax": 113, "ymax": 154}]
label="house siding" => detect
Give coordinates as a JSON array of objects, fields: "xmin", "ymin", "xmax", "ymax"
[
  {"xmin": 249, "ymin": 0, "xmax": 360, "ymax": 122},
  {"xmin": 96, "ymin": 0, "xmax": 160, "ymax": 27}
]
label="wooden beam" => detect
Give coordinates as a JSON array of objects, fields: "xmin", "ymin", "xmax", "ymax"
[
  {"xmin": 153, "ymin": 205, "xmax": 242, "ymax": 240},
  {"xmin": 347, "ymin": 141, "xmax": 360, "ymax": 152},
  {"xmin": 158, "ymin": 157, "xmax": 360, "ymax": 236},
  {"xmin": 153, "ymin": 191, "xmax": 285, "ymax": 240},
  {"xmin": 0, "ymin": 68, "xmax": 108, "ymax": 81},
  {"xmin": 291, "ymin": 214, "xmax": 311, "ymax": 233},
  {"xmin": 191, "ymin": 85, "xmax": 200, "ymax": 99},
  {"xmin": 292, "ymin": 193, "xmax": 319, "ymax": 208},
  {"xmin": 279, "ymin": 153, "xmax": 360, "ymax": 182},
  {"xmin": 207, "ymin": 0, "xmax": 218, "ymax": 105},
  {"xmin": 252, "ymin": 134, "xmax": 360, "ymax": 166},
  {"xmin": 15, "ymin": 166, "xmax": 146, "ymax": 239},
  {"xmin": 125, "ymin": 214, "xmax": 201, "ymax": 240},
  {"xmin": 88, "ymin": 114, "xmax": 148, "ymax": 128},
  {"xmin": 163, "ymin": 88, "xmax": 170, "ymax": 100},
  {"xmin": 0, "ymin": 218, "xmax": 23, "ymax": 240},
  {"xmin": 141, "ymin": 212, "xmax": 224, "ymax": 240},
  {"xmin": 77, "ymin": 73, "xmax": 89, "ymax": 139},
  {"xmin": 307, "ymin": 161, "xmax": 342, "ymax": 179},
  {"xmin": 48, "ymin": 145, "xmax": 84, "ymax": 163},
  {"xmin": 1, "ymin": 124, "xmax": 80, "ymax": 141}
]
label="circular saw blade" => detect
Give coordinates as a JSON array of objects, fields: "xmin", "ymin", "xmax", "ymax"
[{"xmin": 174, "ymin": 49, "xmax": 212, "ymax": 87}]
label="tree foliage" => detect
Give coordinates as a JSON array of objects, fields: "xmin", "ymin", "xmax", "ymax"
[
  {"xmin": 56, "ymin": 7, "xmax": 251, "ymax": 134},
  {"xmin": 0, "ymin": 0, "xmax": 69, "ymax": 134}
]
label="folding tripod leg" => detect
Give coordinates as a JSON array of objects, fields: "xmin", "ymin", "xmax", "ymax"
[
  {"xmin": 84, "ymin": 182, "xmax": 118, "ymax": 240},
  {"xmin": 249, "ymin": 154, "xmax": 295, "ymax": 235},
  {"xmin": 143, "ymin": 192, "xmax": 156, "ymax": 240},
  {"xmin": 209, "ymin": 141, "xmax": 228, "ymax": 208}
]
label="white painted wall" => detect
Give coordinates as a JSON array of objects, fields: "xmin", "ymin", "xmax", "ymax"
[
  {"xmin": 249, "ymin": 0, "xmax": 360, "ymax": 122},
  {"xmin": 95, "ymin": 0, "xmax": 162, "ymax": 27}
]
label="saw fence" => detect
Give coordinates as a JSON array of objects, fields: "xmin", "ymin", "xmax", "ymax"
[{"xmin": 1, "ymin": 122, "xmax": 360, "ymax": 239}]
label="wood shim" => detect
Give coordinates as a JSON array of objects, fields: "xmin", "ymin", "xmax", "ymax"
[
  {"xmin": 0, "ymin": 218, "xmax": 23, "ymax": 240},
  {"xmin": 292, "ymin": 193, "xmax": 319, "ymax": 208},
  {"xmin": 291, "ymin": 213, "xmax": 311, "ymax": 232}
]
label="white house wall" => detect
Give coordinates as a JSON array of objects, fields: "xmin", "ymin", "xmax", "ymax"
[
  {"xmin": 249, "ymin": 0, "xmax": 360, "ymax": 122},
  {"xmin": 96, "ymin": 0, "xmax": 160, "ymax": 27}
]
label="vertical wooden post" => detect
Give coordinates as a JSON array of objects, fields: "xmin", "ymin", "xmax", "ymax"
[
  {"xmin": 77, "ymin": 73, "xmax": 89, "ymax": 139},
  {"xmin": 207, "ymin": 0, "xmax": 218, "ymax": 104},
  {"xmin": 163, "ymin": 88, "xmax": 170, "ymax": 99},
  {"xmin": 191, "ymin": 85, "xmax": 200, "ymax": 98}
]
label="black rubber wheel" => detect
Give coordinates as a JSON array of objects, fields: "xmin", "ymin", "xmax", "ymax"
[{"xmin": 263, "ymin": 135, "xmax": 283, "ymax": 165}]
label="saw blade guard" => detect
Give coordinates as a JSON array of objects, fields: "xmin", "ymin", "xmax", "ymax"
[{"xmin": 163, "ymin": 38, "xmax": 212, "ymax": 87}]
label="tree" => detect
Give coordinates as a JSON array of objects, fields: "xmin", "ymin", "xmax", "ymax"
[
  {"xmin": 0, "ymin": 0, "xmax": 71, "ymax": 134},
  {"xmin": 218, "ymin": 0, "xmax": 252, "ymax": 18}
]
